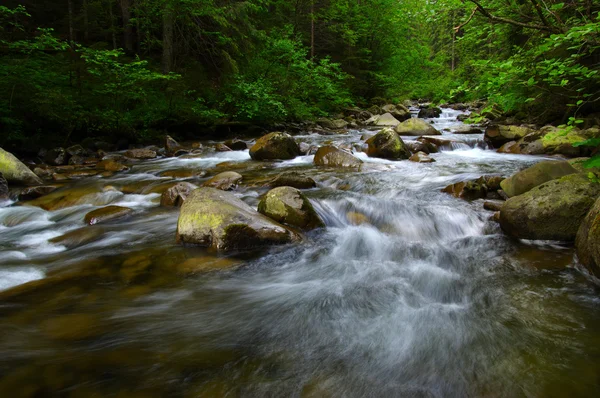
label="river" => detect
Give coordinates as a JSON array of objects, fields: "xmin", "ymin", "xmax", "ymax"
[{"xmin": 1, "ymin": 109, "xmax": 599, "ymax": 397}]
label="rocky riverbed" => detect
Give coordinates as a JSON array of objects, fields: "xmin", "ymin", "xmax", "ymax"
[{"xmin": 1, "ymin": 107, "xmax": 600, "ymax": 397}]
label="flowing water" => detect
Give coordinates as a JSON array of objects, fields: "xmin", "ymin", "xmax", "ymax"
[{"xmin": 1, "ymin": 109, "xmax": 600, "ymax": 397}]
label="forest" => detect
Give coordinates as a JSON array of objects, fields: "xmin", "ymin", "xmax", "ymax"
[{"xmin": 1, "ymin": 0, "xmax": 599, "ymax": 151}]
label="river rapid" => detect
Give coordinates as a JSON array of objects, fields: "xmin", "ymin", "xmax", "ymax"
[{"xmin": 1, "ymin": 109, "xmax": 600, "ymax": 397}]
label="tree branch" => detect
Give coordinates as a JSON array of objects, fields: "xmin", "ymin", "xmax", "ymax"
[
  {"xmin": 465, "ymin": 0, "xmax": 563, "ymax": 33},
  {"xmin": 455, "ymin": 7, "xmax": 478, "ymax": 33}
]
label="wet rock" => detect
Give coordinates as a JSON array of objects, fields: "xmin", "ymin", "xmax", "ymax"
[
  {"xmin": 125, "ymin": 148, "xmax": 157, "ymax": 159},
  {"xmin": 177, "ymin": 256, "xmax": 243, "ymax": 274},
  {"xmin": 66, "ymin": 144, "xmax": 86, "ymax": 157},
  {"xmin": 49, "ymin": 227, "xmax": 105, "ymax": 249},
  {"xmin": 347, "ymin": 211, "xmax": 369, "ymax": 225},
  {"xmin": 203, "ymin": 171, "xmax": 242, "ymax": 191},
  {"xmin": 97, "ymin": 159, "xmax": 129, "ymax": 172},
  {"xmin": 497, "ymin": 141, "xmax": 521, "ymax": 154},
  {"xmin": 417, "ymin": 136, "xmax": 457, "ymax": 148},
  {"xmin": 173, "ymin": 149, "xmax": 190, "ymax": 157},
  {"xmin": 538, "ymin": 125, "xmax": 599, "ymax": 157},
  {"xmin": 68, "ymin": 155, "xmax": 86, "ymax": 165},
  {"xmin": 214, "ymin": 143, "xmax": 232, "ymax": 152},
  {"xmin": 224, "ymin": 139, "xmax": 249, "ymax": 151},
  {"xmin": 576, "ymin": 196, "xmax": 600, "ymax": 278},
  {"xmin": 45, "ymin": 147, "xmax": 67, "ymax": 166},
  {"xmin": 366, "ymin": 128, "xmax": 411, "ymax": 159},
  {"xmin": 33, "ymin": 166, "xmax": 53, "ymax": 180},
  {"xmin": 317, "ymin": 118, "xmax": 348, "ymax": 130},
  {"xmin": 314, "ymin": 146, "xmax": 363, "ymax": 168},
  {"xmin": 249, "ymin": 132, "xmax": 300, "ymax": 160},
  {"xmin": 442, "ymin": 180, "xmax": 488, "ymax": 201},
  {"xmin": 165, "ymin": 135, "xmax": 181, "ymax": 156},
  {"xmin": 61, "ymin": 170, "xmax": 99, "ymax": 179},
  {"xmin": 409, "ymin": 151, "xmax": 435, "ymax": 163},
  {"xmin": 395, "ymin": 118, "xmax": 441, "ymax": 136},
  {"xmin": 405, "ymin": 140, "xmax": 438, "ymax": 154},
  {"xmin": 258, "ymin": 186, "xmax": 324, "ymax": 229},
  {"xmin": 500, "ymin": 174, "xmax": 600, "ymax": 241},
  {"xmin": 84, "ymin": 205, "xmax": 133, "ymax": 225},
  {"xmin": 159, "ymin": 169, "xmax": 206, "ymax": 178},
  {"xmin": 500, "ymin": 161, "xmax": 578, "ymax": 198},
  {"xmin": 40, "ymin": 313, "xmax": 103, "ymax": 341},
  {"xmin": 381, "ymin": 105, "xmax": 411, "ymax": 121},
  {"xmin": 456, "ymin": 114, "xmax": 470, "ymax": 122},
  {"xmin": 453, "ymin": 126, "xmax": 483, "ymax": 134},
  {"xmin": 120, "ymin": 253, "xmax": 153, "ymax": 283},
  {"xmin": 418, "ymin": 107, "xmax": 442, "ymax": 118},
  {"xmin": 268, "ymin": 171, "xmax": 316, "ymax": 189},
  {"xmin": 483, "ymin": 201, "xmax": 503, "ymax": 212},
  {"xmin": 160, "ymin": 182, "xmax": 197, "ymax": 207},
  {"xmin": 18, "ymin": 185, "xmax": 57, "ymax": 200},
  {"xmin": 0, "ymin": 147, "xmax": 43, "ymax": 185},
  {"xmin": 365, "ymin": 113, "xmax": 401, "ymax": 127},
  {"xmin": 298, "ymin": 142, "xmax": 311, "ymax": 155},
  {"xmin": 176, "ymin": 187, "xmax": 298, "ymax": 251},
  {"xmin": 484, "ymin": 125, "xmax": 533, "ymax": 148},
  {"xmin": 0, "ymin": 172, "xmax": 8, "ymax": 200}
]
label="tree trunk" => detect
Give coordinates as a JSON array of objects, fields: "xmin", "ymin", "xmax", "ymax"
[
  {"xmin": 83, "ymin": 0, "xmax": 89, "ymax": 43},
  {"xmin": 310, "ymin": 0, "xmax": 315, "ymax": 60},
  {"xmin": 120, "ymin": 0, "xmax": 134, "ymax": 53},
  {"xmin": 68, "ymin": 0, "xmax": 75, "ymax": 44},
  {"xmin": 162, "ymin": 5, "xmax": 174, "ymax": 74},
  {"xmin": 108, "ymin": 0, "xmax": 117, "ymax": 49}
]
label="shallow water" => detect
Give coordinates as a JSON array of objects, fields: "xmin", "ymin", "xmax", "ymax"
[{"xmin": 1, "ymin": 109, "xmax": 599, "ymax": 397}]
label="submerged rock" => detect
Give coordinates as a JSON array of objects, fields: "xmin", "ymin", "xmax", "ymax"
[
  {"xmin": 500, "ymin": 173, "xmax": 600, "ymax": 241},
  {"xmin": 268, "ymin": 171, "xmax": 316, "ymax": 189},
  {"xmin": 0, "ymin": 147, "xmax": 43, "ymax": 186},
  {"xmin": 160, "ymin": 182, "xmax": 197, "ymax": 207},
  {"xmin": 125, "ymin": 148, "xmax": 157, "ymax": 159},
  {"xmin": 500, "ymin": 161, "xmax": 577, "ymax": 198},
  {"xmin": 84, "ymin": 205, "xmax": 133, "ymax": 225},
  {"xmin": 203, "ymin": 171, "xmax": 242, "ymax": 191},
  {"xmin": 366, "ymin": 128, "xmax": 411, "ymax": 160},
  {"xmin": 314, "ymin": 146, "xmax": 363, "ymax": 168},
  {"xmin": 49, "ymin": 227, "xmax": 105, "ymax": 249},
  {"xmin": 249, "ymin": 132, "xmax": 300, "ymax": 160},
  {"xmin": 176, "ymin": 187, "xmax": 298, "ymax": 251},
  {"xmin": 576, "ymin": 196, "xmax": 600, "ymax": 278},
  {"xmin": 18, "ymin": 185, "xmax": 57, "ymax": 201},
  {"xmin": 395, "ymin": 118, "xmax": 440, "ymax": 136},
  {"xmin": 258, "ymin": 186, "xmax": 324, "ymax": 229}
]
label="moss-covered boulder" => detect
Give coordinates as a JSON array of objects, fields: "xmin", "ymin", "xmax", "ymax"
[
  {"xmin": 540, "ymin": 126, "xmax": 599, "ymax": 157},
  {"xmin": 202, "ymin": 171, "xmax": 242, "ymax": 191},
  {"xmin": 500, "ymin": 161, "xmax": 578, "ymax": 198},
  {"xmin": 160, "ymin": 182, "xmax": 197, "ymax": 207},
  {"xmin": 249, "ymin": 132, "xmax": 300, "ymax": 160},
  {"xmin": 394, "ymin": 118, "xmax": 440, "ymax": 136},
  {"xmin": 575, "ymin": 196, "xmax": 600, "ymax": 278},
  {"xmin": 365, "ymin": 128, "xmax": 411, "ymax": 159},
  {"xmin": 258, "ymin": 186, "xmax": 324, "ymax": 230},
  {"xmin": 84, "ymin": 206, "xmax": 133, "ymax": 225},
  {"xmin": 176, "ymin": 187, "xmax": 298, "ymax": 251},
  {"xmin": 500, "ymin": 173, "xmax": 600, "ymax": 241},
  {"xmin": 484, "ymin": 125, "xmax": 533, "ymax": 148},
  {"xmin": 314, "ymin": 146, "xmax": 363, "ymax": 168},
  {"xmin": 0, "ymin": 147, "xmax": 43, "ymax": 186}
]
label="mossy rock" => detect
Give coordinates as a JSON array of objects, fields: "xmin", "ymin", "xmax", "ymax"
[
  {"xmin": 0, "ymin": 147, "xmax": 43, "ymax": 186},
  {"xmin": 365, "ymin": 128, "xmax": 411, "ymax": 159},
  {"xmin": 541, "ymin": 126, "xmax": 600, "ymax": 157},
  {"xmin": 500, "ymin": 173, "xmax": 600, "ymax": 241},
  {"xmin": 576, "ymin": 196, "xmax": 600, "ymax": 278},
  {"xmin": 394, "ymin": 118, "xmax": 440, "ymax": 136},
  {"xmin": 500, "ymin": 161, "xmax": 578, "ymax": 197},
  {"xmin": 313, "ymin": 146, "xmax": 363, "ymax": 168},
  {"xmin": 258, "ymin": 186, "xmax": 324, "ymax": 229},
  {"xmin": 249, "ymin": 132, "xmax": 300, "ymax": 160},
  {"xmin": 176, "ymin": 187, "xmax": 298, "ymax": 251}
]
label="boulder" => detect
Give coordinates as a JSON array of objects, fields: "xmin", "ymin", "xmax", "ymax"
[
  {"xmin": 409, "ymin": 151, "xmax": 435, "ymax": 163},
  {"xmin": 68, "ymin": 155, "xmax": 86, "ymax": 165},
  {"xmin": 176, "ymin": 187, "xmax": 298, "ymax": 251},
  {"xmin": 405, "ymin": 140, "xmax": 438, "ymax": 154},
  {"xmin": 484, "ymin": 125, "xmax": 533, "ymax": 148},
  {"xmin": 268, "ymin": 172, "xmax": 316, "ymax": 189},
  {"xmin": 314, "ymin": 146, "xmax": 363, "ymax": 168},
  {"xmin": 575, "ymin": 197, "xmax": 600, "ymax": 278},
  {"xmin": 84, "ymin": 206, "xmax": 133, "ymax": 225},
  {"xmin": 497, "ymin": 141, "xmax": 521, "ymax": 154},
  {"xmin": 381, "ymin": 104, "xmax": 411, "ymax": 121},
  {"xmin": 125, "ymin": 148, "xmax": 157, "ymax": 159},
  {"xmin": 224, "ymin": 139, "xmax": 248, "ymax": 151},
  {"xmin": 66, "ymin": 144, "xmax": 86, "ymax": 157},
  {"xmin": 540, "ymin": 126, "xmax": 600, "ymax": 157},
  {"xmin": 19, "ymin": 186, "xmax": 57, "ymax": 201},
  {"xmin": 165, "ymin": 135, "xmax": 181, "ymax": 156},
  {"xmin": 0, "ymin": 147, "xmax": 43, "ymax": 186},
  {"xmin": 97, "ymin": 159, "xmax": 129, "ymax": 172},
  {"xmin": 0, "ymin": 172, "xmax": 8, "ymax": 200},
  {"xmin": 395, "ymin": 118, "xmax": 441, "ymax": 136},
  {"xmin": 160, "ymin": 182, "xmax": 197, "ymax": 207},
  {"xmin": 500, "ymin": 161, "xmax": 578, "ymax": 198},
  {"xmin": 365, "ymin": 113, "xmax": 402, "ymax": 127},
  {"xmin": 202, "ymin": 171, "xmax": 242, "ymax": 191},
  {"xmin": 214, "ymin": 143, "xmax": 232, "ymax": 152},
  {"xmin": 418, "ymin": 107, "xmax": 442, "ymax": 118},
  {"xmin": 452, "ymin": 126, "xmax": 483, "ymax": 134},
  {"xmin": 499, "ymin": 173, "xmax": 600, "ymax": 241},
  {"xmin": 442, "ymin": 176, "xmax": 502, "ymax": 201},
  {"xmin": 45, "ymin": 147, "xmax": 67, "ymax": 166},
  {"xmin": 365, "ymin": 128, "xmax": 411, "ymax": 159},
  {"xmin": 317, "ymin": 118, "xmax": 348, "ymax": 130},
  {"xmin": 249, "ymin": 132, "xmax": 300, "ymax": 160},
  {"xmin": 258, "ymin": 187, "xmax": 324, "ymax": 229}
]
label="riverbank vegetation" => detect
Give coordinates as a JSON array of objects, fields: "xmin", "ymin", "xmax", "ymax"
[{"xmin": 1, "ymin": 0, "xmax": 599, "ymax": 150}]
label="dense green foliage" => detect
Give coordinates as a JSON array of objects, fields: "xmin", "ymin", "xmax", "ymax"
[{"xmin": 1, "ymin": 0, "xmax": 599, "ymax": 150}]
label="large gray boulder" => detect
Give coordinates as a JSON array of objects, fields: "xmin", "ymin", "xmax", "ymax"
[
  {"xmin": 176, "ymin": 188, "xmax": 298, "ymax": 251},
  {"xmin": 575, "ymin": 196, "xmax": 600, "ymax": 278},
  {"xmin": 395, "ymin": 118, "xmax": 441, "ymax": 136},
  {"xmin": 500, "ymin": 174, "xmax": 600, "ymax": 241},
  {"xmin": 249, "ymin": 132, "xmax": 300, "ymax": 160},
  {"xmin": 365, "ymin": 113, "xmax": 401, "ymax": 127},
  {"xmin": 500, "ymin": 161, "xmax": 578, "ymax": 197},
  {"xmin": 258, "ymin": 187, "xmax": 324, "ymax": 229},
  {"xmin": 365, "ymin": 128, "xmax": 411, "ymax": 159},
  {"xmin": 0, "ymin": 147, "xmax": 43, "ymax": 186}
]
